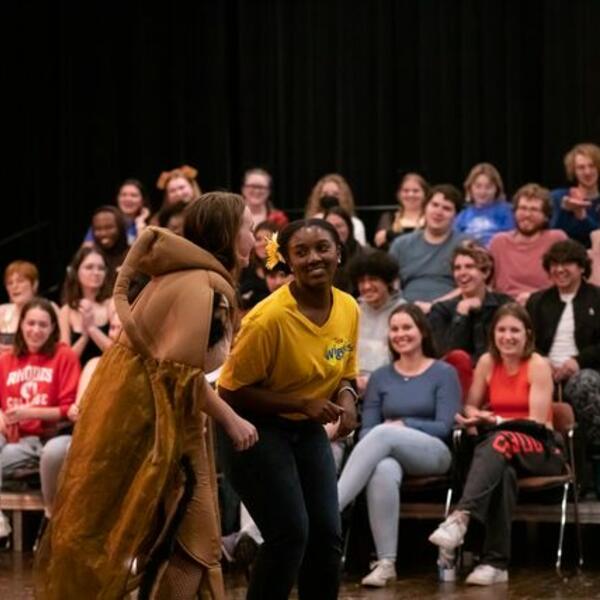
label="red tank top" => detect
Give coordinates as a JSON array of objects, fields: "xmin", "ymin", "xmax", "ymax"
[{"xmin": 489, "ymin": 359, "xmax": 530, "ymax": 419}]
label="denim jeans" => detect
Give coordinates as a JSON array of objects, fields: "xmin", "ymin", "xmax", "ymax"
[{"xmin": 222, "ymin": 415, "xmax": 341, "ymax": 600}]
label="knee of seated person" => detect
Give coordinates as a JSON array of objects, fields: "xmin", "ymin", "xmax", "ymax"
[
  {"xmin": 565, "ymin": 368, "xmax": 600, "ymax": 394},
  {"xmin": 41, "ymin": 436, "xmax": 71, "ymax": 461},
  {"xmin": 372, "ymin": 457, "xmax": 403, "ymax": 484}
]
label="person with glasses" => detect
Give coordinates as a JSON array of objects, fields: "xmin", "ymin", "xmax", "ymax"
[
  {"xmin": 241, "ymin": 167, "xmax": 289, "ymax": 229},
  {"xmin": 489, "ymin": 184, "xmax": 567, "ymax": 305}
]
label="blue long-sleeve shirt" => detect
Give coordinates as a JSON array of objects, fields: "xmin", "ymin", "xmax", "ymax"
[
  {"xmin": 360, "ymin": 360, "xmax": 461, "ymax": 442},
  {"xmin": 550, "ymin": 187, "xmax": 600, "ymax": 248},
  {"xmin": 454, "ymin": 201, "xmax": 515, "ymax": 247}
]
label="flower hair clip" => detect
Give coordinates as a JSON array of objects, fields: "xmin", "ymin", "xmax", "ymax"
[{"xmin": 265, "ymin": 232, "xmax": 285, "ymax": 270}]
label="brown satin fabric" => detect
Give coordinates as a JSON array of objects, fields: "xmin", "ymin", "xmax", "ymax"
[{"xmin": 34, "ymin": 228, "xmax": 234, "ymax": 600}]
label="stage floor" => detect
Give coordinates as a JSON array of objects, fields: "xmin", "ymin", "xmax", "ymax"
[{"xmin": 2, "ymin": 553, "xmax": 600, "ymax": 599}]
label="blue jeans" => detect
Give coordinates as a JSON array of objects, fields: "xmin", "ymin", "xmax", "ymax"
[{"xmin": 222, "ymin": 415, "xmax": 341, "ymax": 600}]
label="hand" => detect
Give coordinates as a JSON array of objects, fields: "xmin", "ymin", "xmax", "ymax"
[
  {"xmin": 414, "ymin": 301, "xmax": 432, "ymax": 315},
  {"xmin": 374, "ymin": 229, "xmax": 388, "ymax": 248},
  {"xmin": 79, "ymin": 300, "xmax": 95, "ymax": 332},
  {"xmin": 135, "ymin": 207, "xmax": 150, "ymax": 231},
  {"xmin": 515, "ymin": 291, "xmax": 531, "ymax": 306},
  {"xmin": 324, "ymin": 420, "xmax": 340, "ymax": 440},
  {"xmin": 562, "ymin": 188, "xmax": 591, "ymax": 219},
  {"xmin": 356, "ymin": 374, "xmax": 369, "ymax": 394},
  {"xmin": 0, "ymin": 411, "xmax": 7, "ymax": 435},
  {"xmin": 224, "ymin": 413, "xmax": 259, "ymax": 451},
  {"xmin": 335, "ymin": 394, "xmax": 358, "ymax": 439},
  {"xmin": 4, "ymin": 406, "xmax": 35, "ymax": 425},
  {"xmin": 67, "ymin": 403, "xmax": 80, "ymax": 423},
  {"xmin": 456, "ymin": 297, "xmax": 482, "ymax": 316},
  {"xmin": 303, "ymin": 399, "xmax": 345, "ymax": 424},
  {"xmin": 553, "ymin": 358, "xmax": 580, "ymax": 382},
  {"xmin": 455, "ymin": 410, "xmax": 496, "ymax": 427}
]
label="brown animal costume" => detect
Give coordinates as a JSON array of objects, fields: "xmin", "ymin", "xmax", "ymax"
[{"xmin": 35, "ymin": 227, "xmax": 235, "ymax": 599}]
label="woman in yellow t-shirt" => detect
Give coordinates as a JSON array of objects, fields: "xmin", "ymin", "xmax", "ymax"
[{"xmin": 219, "ymin": 218, "xmax": 360, "ymax": 599}]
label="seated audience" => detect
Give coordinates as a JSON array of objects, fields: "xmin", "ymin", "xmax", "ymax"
[
  {"xmin": 429, "ymin": 303, "xmax": 565, "ymax": 586},
  {"xmin": 454, "ymin": 163, "xmax": 514, "ymax": 247},
  {"xmin": 0, "ymin": 298, "xmax": 80, "ymax": 539},
  {"xmin": 84, "ymin": 179, "xmax": 150, "ymax": 246},
  {"xmin": 155, "ymin": 164, "xmax": 202, "ymax": 215},
  {"xmin": 489, "ymin": 183, "xmax": 567, "ymax": 304},
  {"xmin": 59, "ymin": 247, "xmax": 113, "ymax": 365},
  {"xmin": 374, "ymin": 173, "xmax": 428, "ymax": 250},
  {"xmin": 337, "ymin": 304, "xmax": 461, "ymax": 587},
  {"xmin": 389, "ymin": 184, "xmax": 467, "ymax": 303},
  {"xmin": 347, "ymin": 251, "xmax": 404, "ymax": 393},
  {"xmin": 241, "ymin": 167, "xmax": 289, "ymax": 229},
  {"xmin": 89, "ymin": 206, "xmax": 129, "ymax": 289},
  {"xmin": 0, "ymin": 261, "xmax": 51, "ymax": 354},
  {"xmin": 325, "ymin": 206, "xmax": 365, "ymax": 295},
  {"xmin": 429, "ymin": 244, "xmax": 511, "ymax": 361},
  {"xmin": 156, "ymin": 200, "xmax": 187, "ymax": 236},
  {"xmin": 306, "ymin": 173, "xmax": 367, "ymax": 245},
  {"xmin": 550, "ymin": 143, "xmax": 600, "ymax": 248},
  {"xmin": 39, "ymin": 309, "xmax": 122, "ymax": 519},
  {"xmin": 264, "ymin": 260, "xmax": 292, "ymax": 294},
  {"xmin": 239, "ymin": 221, "xmax": 278, "ymax": 311},
  {"xmin": 526, "ymin": 240, "xmax": 600, "ymax": 469}
]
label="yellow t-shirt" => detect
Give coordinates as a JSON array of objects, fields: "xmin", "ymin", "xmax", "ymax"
[{"xmin": 219, "ymin": 284, "xmax": 359, "ymax": 419}]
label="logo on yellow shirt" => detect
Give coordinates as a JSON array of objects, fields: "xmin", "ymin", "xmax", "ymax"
[{"xmin": 324, "ymin": 338, "xmax": 353, "ymax": 363}]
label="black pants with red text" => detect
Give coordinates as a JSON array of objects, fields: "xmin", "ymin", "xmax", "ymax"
[{"xmin": 457, "ymin": 430, "xmax": 565, "ymax": 569}]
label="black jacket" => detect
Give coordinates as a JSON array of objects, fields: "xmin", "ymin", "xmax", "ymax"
[
  {"xmin": 428, "ymin": 291, "xmax": 512, "ymax": 361},
  {"xmin": 526, "ymin": 281, "xmax": 600, "ymax": 370}
]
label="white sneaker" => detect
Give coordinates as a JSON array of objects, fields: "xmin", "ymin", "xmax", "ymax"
[
  {"xmin": 465, "ymin": 564, "xmax": 508, "ymax": 585},
  {"xmin": 428, "ymin": 511, "xmax": 468, "ymax": 550},
  {"xmin": 361, "ymin": 559, "xmax": 396, "ymax": 587},
  {"xmin": 0, "ymin": 513, "xmax": 11, "ymax": 538}
]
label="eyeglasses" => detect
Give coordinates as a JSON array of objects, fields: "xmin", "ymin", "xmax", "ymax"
[
  {"xmin": 515, "ymin": 205, "xmax": 544, "ymax": 214},
  {"xmin": 244, "ymin": 184, "xmax": 270, "ymax": 191}
]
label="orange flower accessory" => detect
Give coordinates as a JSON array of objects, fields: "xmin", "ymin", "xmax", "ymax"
[{"xmin": 265, "ymin": 232, "xmax": 285, "ymax": 270}]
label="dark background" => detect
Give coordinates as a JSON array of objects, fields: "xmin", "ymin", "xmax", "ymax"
[{"xmin": 3, "ymin": 0, "xmax": 600, "ymax": 299}]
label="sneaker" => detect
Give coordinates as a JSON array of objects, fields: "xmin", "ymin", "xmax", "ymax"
[
  {"xmin": 361, "ymin": 559, "xmax": 396, "ymax": 587},
  {"xmin": 0, "ymin": 513, "xmax": 11, "ymax": 539},
  {"xmin": 428, "ymin": 511, "xmax": 468, "ymax": 551},
  {"xmin": 465, "ymin": 564, "xmax": 508, "ymax": 585}
]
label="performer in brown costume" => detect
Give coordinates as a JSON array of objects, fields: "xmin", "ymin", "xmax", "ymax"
[{"xmin": 35, "ymin": 192, "xmax": 258, "ymax": 599}]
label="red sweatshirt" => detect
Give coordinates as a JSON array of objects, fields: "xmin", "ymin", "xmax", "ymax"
[{"xmin": 0, "ymin": 342, "xmax": 81, "ymax": 438}]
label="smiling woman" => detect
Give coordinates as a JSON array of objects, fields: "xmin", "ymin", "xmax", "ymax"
[{"xmin": 219, "ymin": 218, "xmax": 360, "ymax": 599}]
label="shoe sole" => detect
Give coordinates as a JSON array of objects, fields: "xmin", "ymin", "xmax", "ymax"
[{"xmin": 466, "ymin": 573, "xmax": 508, "ymax": 585}]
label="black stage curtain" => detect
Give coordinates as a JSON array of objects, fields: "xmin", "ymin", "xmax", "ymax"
[{"xmin": 3, "ymin": 0, "xmax": 600, "ymax": 298}]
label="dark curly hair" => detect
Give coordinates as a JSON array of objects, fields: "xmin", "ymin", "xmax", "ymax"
[
  {"xmin": 348, "ymin": 251, "xmax": 399, "ymax": 291},
  {"xmin": 542, "ymin": 239, "xmax": 591, "ymax": 279}
]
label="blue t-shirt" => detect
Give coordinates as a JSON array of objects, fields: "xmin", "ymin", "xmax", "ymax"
[
  {"xmin": 454, "ymin": 201, "xmax": 515, "ymax": 246},
  {"xmin": 361, "ymin": 360, "xmax": 461, "ymax": 442},
  {"xmin": 550, "ymin": 187, "xmax": 600, "ymax": 248}
]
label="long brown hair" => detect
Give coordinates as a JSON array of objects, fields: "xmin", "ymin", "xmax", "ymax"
[
  {"xmin": 488, "ymin": 303, "xmax": 535, "ymax": 362},
  {"xmin": 13, "ymin": 298, "xmax": 60, "ymax": 357},
  {"xmin": 305, "ymin": 173, "xmax": 355, "ymax": 217},
  {"xmin": 183, "ymin": 192, "xmax": 246, "ymax": 278},
  {"xmin": 61, "ymin": 247, "xmax": 112, "ymax": 309}
]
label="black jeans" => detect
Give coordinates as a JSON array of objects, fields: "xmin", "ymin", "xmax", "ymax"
[
  {"xmin": 222, "ymin": 415, "xmax": 342, "ymax": 600},
  {"xmin": 457, "ymin": 428, "xmax": 565, "ymax": 569}
]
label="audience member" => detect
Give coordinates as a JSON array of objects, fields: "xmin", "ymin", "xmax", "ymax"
[
  {"xmin": 429, "ymin": 244, "xmax": 511, "ymax": 361},
  {"xmin": 265, "ymin": 260, "xmax": 292, "ymax": 294},
  {"xmin": 219, "ymin": 219, "xmax": 359, "ymax": 600},
  {"xmin": 490, "ymin": 183, "xmax": 567, "ymax": 304},
  {"xmin": 0, "ymin": 298, "xmax": 80, "ymax": 540},
  {"xmin": 59, "ymin": 247, "xmax": 113, "ymax": 365},
  {"xmin": 89, "ymin": 206, "xmax": 129, "ymax": 289},
  {"xmin": 389, "ymin": 184, "xmax": 467, "ymax": 304},
  {"xmin": 526, "ymin": 240, "xmax": 600, "ymax": 457},
  {"xmin": 347, "ymin": 251, "xmax": 404, "ymax": 393},
  {"xmin": 337, "ymin": 304, "xmax": 460, "ymax": 587},
  {"xmin": 156, "ymin": 200, "xmax": 187, "ymax": 236},
  {"xmin": 241, "ymin": 167, "xmax": 289, "ymax": 229},
  {"xmin": 239, "ymin": 220, "xmax": 279, "ymax": 311},
  {"xmin": 306, "ymin": 173, "xmax": 367, "ymax": 245},
  {"xmin": 325, "ymin": 206, "xmax": 365, "ymax": 294},
  {"xmin": 1, "ymin": 262, "xmax": 43, "ymax": 353},
  {"xmin": 155, "ymin": 164, "xmax": 202, "ymax": 210},
  {"xmin": 550, "ymin": 143, "xmax": 600, "ymax": 248},
  {"xmin": 374, "ymin": 173, "xmax": 428, "ymax": 249},
  {"xmin": 455, "ymin": 163, "xmax": 514, "ymax": 246},
  {"xmin": 84, "ymin": 179, "xmax": 150, "ymax": 246},
  {"xmin": 429, "ymin": 303, "xmax": 565, "ymax": 586}
]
